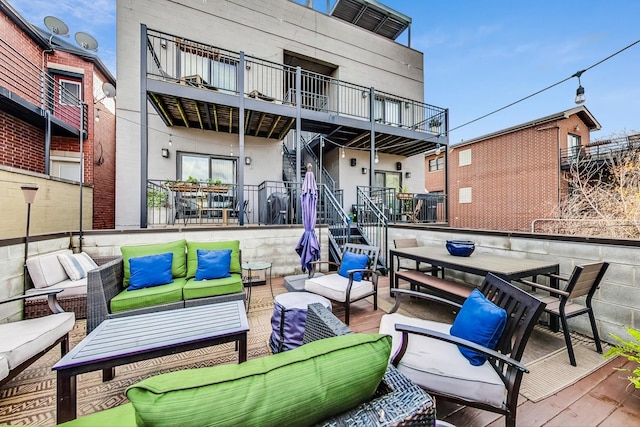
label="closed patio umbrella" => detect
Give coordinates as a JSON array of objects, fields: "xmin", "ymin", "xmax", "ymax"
[{"xmin": 295, "ymin": 164, "xmax": 320, "ymax": 273}]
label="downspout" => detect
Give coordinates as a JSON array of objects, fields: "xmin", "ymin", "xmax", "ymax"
[
  {"xmin": 44, "ymin": 111, "xmax": 51, "ymax": 174},
  {"xmin": 557, "ymin": 126, "xmax": 561, "ymax": 218},
  {"xmin": 369, "ymin": 87, "xmax": 375, "ymax": 187},
  {"xmin": 444, "ymin": 108, "xmax": 449, "ymax": 223},
  {"xmin": 140, "ymin": 24, "xmax": 149, "ymax": 228},
  {"xmin": 238, "ymin": 52, "xmax": 245, "ymax": 225},
  {"xmin": 295, "ymin": 67, "xmax": 302, "ymax": 185},
  {"xmin": 42, "ymin": 39, "xmax": 54, "ymax": 174}
]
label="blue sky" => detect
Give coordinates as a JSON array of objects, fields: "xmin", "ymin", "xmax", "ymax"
[{"xmin": 10, "ymin": 0, "xmax": 639, "ymax": 143}]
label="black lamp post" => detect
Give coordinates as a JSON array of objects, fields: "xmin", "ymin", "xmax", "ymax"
[{"xmin": 21, "ymin": 184, "xmax": 38, "ymax": 289}]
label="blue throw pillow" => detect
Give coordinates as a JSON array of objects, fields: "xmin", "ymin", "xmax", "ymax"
[
  {"xmin": 338, "ymin": 251, "xmax": 370, "ymax": 282},
  {"xmin": 449, "ymin": 288, "xmax": 507, "ymax": 366},
  {"xmin": 128, "ymin": 253, "xmax": 174, "ymax": 291},
  {"xmin": 195, "ymin": 249, "xmax": 232, "ymax": 281}
]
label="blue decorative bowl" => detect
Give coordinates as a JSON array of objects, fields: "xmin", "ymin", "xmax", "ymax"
[{"xmin": 446, "ymin": 240, "xmax": 475, "ymax": 257}]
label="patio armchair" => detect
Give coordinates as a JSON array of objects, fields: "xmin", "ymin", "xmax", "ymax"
[
  {"xmin": 518, "ymin": 261, "xmax": 609, "ymax": 366},
  {"xmin": 380, "ymin": 273, "xmax": 546, "ymax": 427},
  {"xmin": 305, "ymin": 243, "xmax": 380, "ymax": 325},
  {"xmin": 0, "ymin": 289, "xmax": 75, "ymax": 387}
]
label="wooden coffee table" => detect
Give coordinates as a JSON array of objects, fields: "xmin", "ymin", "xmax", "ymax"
[{"xmin": 53, "ymin": 300, "xmax": 249, "ymax": 423}]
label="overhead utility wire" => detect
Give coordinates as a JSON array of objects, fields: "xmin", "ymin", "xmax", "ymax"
[{"xmin": 449, "ymin": 38, "xmax": 640, "ymax": 134}]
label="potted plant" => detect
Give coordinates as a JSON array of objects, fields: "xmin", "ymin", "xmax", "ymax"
[
  {"xmin": 605, "ymin": 327, "xmax": 640, "ymax": 395},
  {"xmin": 429, "ymin": 118, "xmax": 441, "ymax": 134},
  {"xmin": 147, "ymin": 188, "xmax": 170, "ymax": 224},
  {"xmin": 204, "ymin": 178, "xmax": 229, "ymax": 193},
  {"xmin": 396, "ymin": 186, "xmax": 412, "ymax": 221}
]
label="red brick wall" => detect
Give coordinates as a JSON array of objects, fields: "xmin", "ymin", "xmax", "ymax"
[
  {"xmin": 0, "ymin": 111, "xmax": 46, "ymax": 172},
  {"xmin": 424, "ymin": 154, "xmax": 446, "ymax": 192},
  {"xmin": 1, "ymin": 10, "xmax": 116, "ymax": 229},
  {"xmin": 0, "ymin": 13, "xmax": 45, "ymax": 105},
  {"xmin": 92, "ymin": 107, "xmax": 116, "ymax": 229},
  {"xmin": 447, "ymin": 115, "xmax": 593, "ymax": 231}
]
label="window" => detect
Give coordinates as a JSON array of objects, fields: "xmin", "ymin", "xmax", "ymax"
[
  {"xmin": 180, "ymin": 50, "xmax": 237, "ymax": 93},
  {"xmin": 567, "ymin": 133, "xmax": 581, "ymax": 157},
  {"xmin": 60, "ymin": 80, "xmax": 80, "ymax": 105},
  {"xmin": 374, "ymin": 97, "xmax": 401, "ymax": 126},
  {"xmin": 50, "ymin": 154, "xmax": 81, "ymax": 181},
  {"xmin": 429, "ymin": 157, "xmax": 444, "ymax": 172},
  {"xmin": 374, "ymin": 170, "xmax": 401, "ymax": 191},
  {"xmin": 459, "ymin": 149, "xmax": 472, "ymax": 166},
  {"xmin": 459, "ymin": 187, "xmax": 472, "ymax": 204},
  {"xmin": 178, "ymin": 153, "xmax": 236, "ymax": 184}
]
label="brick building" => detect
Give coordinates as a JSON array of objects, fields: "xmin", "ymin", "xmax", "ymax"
[
  {"xmin": 425, "ymin": 107, "xmax": 600, "ymax": 231},
  {"xmin": 0, "ymin": 0, "xmax": 116, "ymax": 232}
]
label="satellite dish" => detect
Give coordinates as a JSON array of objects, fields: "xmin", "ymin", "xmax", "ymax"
[
  {"xmin": 44, "ymin": 16, "xmax": 69, "ymax": 36},
  {"xmin": 75, "ymin": 32, "xmax": 99, "ymax": 51},
  {"xmin": 102, "ymin": 82, "xmax": 116, "ymax": 98}
]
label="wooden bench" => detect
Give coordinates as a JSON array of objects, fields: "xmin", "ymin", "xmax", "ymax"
[{"xmin": 394, "ymin": 269, "xmax": 474, "ymax": 304}]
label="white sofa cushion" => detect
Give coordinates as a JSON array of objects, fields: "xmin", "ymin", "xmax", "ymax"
[
  {"xmin": 58, "ymin": 252, "xmax": 98, "ymax": 281},
  {"xmin": 0, "ymin": 355, "xmax": 8, "ymax": 382},
  {"xmin": 379, "ymin": 312, "xmax": 506, "ymax": 409},
  {"xmin": 25, "ymin": 278, "xmax": 87, "ymax": 300},
  {"xmin": 0, "ymin": 312, "xmax": 75, "ymax": 369},
  {"xmin": 305, "ymin": 274, "xmax": 373, "ymax": 302},
  {"xmin": 26, "ymin": 249, "xmax": 72, "ymax": 289}
]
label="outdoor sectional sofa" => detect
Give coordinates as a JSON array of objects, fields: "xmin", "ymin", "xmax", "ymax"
[
  {"xmin": 58, "ymin": 303, "xmax": 436, "ymax": 426},
  {"xmin": 86, "ymin": 239, "xmax": 245, "ymax": 333}
]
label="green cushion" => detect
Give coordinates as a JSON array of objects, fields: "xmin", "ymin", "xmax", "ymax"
[
  {"xmin": 182, "ymin": 274, "xmax": 243, "ymax": 300},
  {"xmin": 120, "ymin": 240, "xmax": 187, "ymax": 287},
  {"xmin": 57, "ymin": 402, "xmax": 136, "ymax": 426},
  {"xmin": 186, "ymin": 240, "xmax": 240, "ymax": 279},
  {"xmin": 110, "ymin": 278, "xmax": 186, "ymax": 313},
  {"xmin": 126, "ymin": 333, "xmax": 391, "ymax": 427}
]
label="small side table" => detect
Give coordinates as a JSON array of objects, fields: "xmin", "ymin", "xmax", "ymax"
[{"xmin": 242, "ymin": 261, "xmax": 273, "ymax": 311}]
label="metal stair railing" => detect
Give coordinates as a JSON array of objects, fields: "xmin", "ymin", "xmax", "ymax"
[
  {"xmin": 303, "ymin": 135, "xmax": 336, "ymax": 193},
  {"xmin": 319, "ymin": 183, "xmax": 351, "ymax": 263},
  {"xmin": 356, "ymin": 186, "xmax": 389, "ymax": 274},
  {"xmin": 281, "ymin": 143, "xmax": 298, "ymax": 183}
]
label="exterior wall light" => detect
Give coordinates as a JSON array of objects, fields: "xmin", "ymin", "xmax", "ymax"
[{"xmin": 161, "ymin": 148, "xmax": 170, "ymax": 158}]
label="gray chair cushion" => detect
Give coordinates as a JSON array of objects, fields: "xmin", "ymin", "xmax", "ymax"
[
  {"xmin": 26, "ymin": 249, "xmax": 73, "ymax": 289},
  {"xmin": 25, "ymin": 278, "xmax": 87, "ymax": 299},
  {"xmin": 305, "ymin": 274, "xmax": 373, "ymax": 303},
  {"xmin": 379, "ymin": 312, "xmax": 505, "ymax": 409},
  {"xmin": 0, "ymin": 313, "xmax": 75, "ymax": 369}
]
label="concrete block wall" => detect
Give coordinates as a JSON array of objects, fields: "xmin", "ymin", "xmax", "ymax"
[
  {"xmin": 389, "ymin": 227, "xmax": 640, "ymax": 344},
  {"xmin": 2, "ymin": 225, "xmax": 637, "ymax": 346},
  {"xmin": 0, "ymin": 168, "xmax": 93, "ymax": 239},
  {"xmin": 0, "ymin": 237, "xmax": 70, "ymax": 322},
  {"xmin": 0, "ymin": 227, "xmax": 329, "ymax": 323},
  {"xmin": 76, "ymin": 227, "xmax": 329, "ymax": 281}
]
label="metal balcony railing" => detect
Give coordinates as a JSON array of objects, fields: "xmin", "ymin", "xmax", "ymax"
[
  {"xmin": 560, "ymin": 134, "xmax": 640, "ymax": 166},
  {"xmin": 0, "ymin": 38, "xmax": 87, "ymax": 131},
  {"xmin": 145, "ymin": 29, "xmax": 447, "ymax": 133},
  {"xmin": 146, "ymin": 179, "xmax": 304, "ymax": 227}
]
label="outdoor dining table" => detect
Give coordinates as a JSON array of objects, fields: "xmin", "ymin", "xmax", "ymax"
[{"xmin": 389, "ymin": 245, "xmax": 561, "ymax": 328}]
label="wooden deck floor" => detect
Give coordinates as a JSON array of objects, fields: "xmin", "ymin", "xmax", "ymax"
[{"xmin": 303, "ymin": 276, "xmax": 640, "ymax": 427}]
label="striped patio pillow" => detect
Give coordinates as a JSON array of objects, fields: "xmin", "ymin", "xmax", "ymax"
[{"xmin": 57, "ymin": 252, "xmax": 99, "ymax": 281}]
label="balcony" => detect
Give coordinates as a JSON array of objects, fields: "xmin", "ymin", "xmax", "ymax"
[
  {"xmin": 0, "ymin": 38, "xmax": 87, "ymax": 138},
  {"xmin": 560, "ymin": 134, "xmax": 640, "ymax": 169},
  {"xmin": 144, "ymin": 29, "xmax": 448, "ymax": 157}
]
